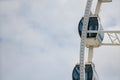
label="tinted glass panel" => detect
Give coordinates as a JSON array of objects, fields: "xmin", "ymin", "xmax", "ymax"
[
  {"xmin": 78, "ymin": 17, "xmax": 98, "ymax": 38},
  {"xmin": 72, "ymin": 65, "xmax": 79, "ymax": 80},
  {"xmin": 87, "ymin": 17, "xmax": 98, "ymax": 38},
  {"xmin": 85, "ymin": 64, "xmax": 93, "ymax": 80},
  {"xmin": 72, "ymin": 64, "xmax": 93, "ymax": 80}
]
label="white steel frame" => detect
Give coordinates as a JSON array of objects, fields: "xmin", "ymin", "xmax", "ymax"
[{"xmin": 79, "ymin": 0, "xmax": 113, "ymax": 80}]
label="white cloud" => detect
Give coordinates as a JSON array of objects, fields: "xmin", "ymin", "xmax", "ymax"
[{"xmin": 0, "ymin": 0, "xmax": 120, "ymax": 80}]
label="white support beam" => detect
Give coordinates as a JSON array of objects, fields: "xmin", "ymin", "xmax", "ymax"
[
  {"xmin": 101, "ymin": 43, "xmax": 120, "ymax": 46},
  {"xmin": 87, "ymin": 30, "xmax": 120, "ymax": 46},
  {"xmin": 79, "ymin": 0, "xmax": 93, "ymax": 80},
  {"xmin": 87, "ymin": 30, "xmax": 120, "ymax": 33},
  {"xmin": 95, "ymin": 0, "xmax": 102, "ymax": 15},
  {"xmin": 78, "ymin": 0, "xmax": 112, "ymax": 80},
  {"xmin": 115, "ymin": 33, "xmax": 120, "ymax": 43},
  {"xmin": 104, "ymin": 32, "xmax": 120, "ymax": 46},
  {"xmin": 94, "ymin": 0, "xmax": 112, "ymax": 16},
  {"xmin": 99, "ymin": 0, "xmax": 112, "ymax": 2},
  {"xmin": 88, "ymin": 47, "xmax": 94, "ymax": 62}
]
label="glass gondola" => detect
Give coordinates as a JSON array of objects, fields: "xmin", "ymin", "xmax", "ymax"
[
  {"xmin": 78, "ymin": 17, "xmax": 104, "ymax": 47},
  {"xmin": 72, "ymin": 63, "xmax": 99, "ymax": 80}
]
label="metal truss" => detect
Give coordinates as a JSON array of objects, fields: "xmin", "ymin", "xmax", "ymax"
[
  {"xmin": 79, "ymin": 0, "xmax": 113, "ymax": 80},
  {"xmin": 87, "ymin": 30, "xmax": 120, "ymax": 46}
]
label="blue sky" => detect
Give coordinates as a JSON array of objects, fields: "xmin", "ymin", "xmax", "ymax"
[{"xmin": 0, "ymin": 0, "xmax": 120, "ymax": 80}]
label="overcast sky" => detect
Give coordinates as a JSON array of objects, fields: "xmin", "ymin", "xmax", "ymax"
[{"xmin": 0, "ymin": 0, "xmax": 120, "ymax": 80}]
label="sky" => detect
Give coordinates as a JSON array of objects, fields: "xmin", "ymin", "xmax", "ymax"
[{"xmin": 0, "ymin": 0, "xmax": 120, "ymax": 80}]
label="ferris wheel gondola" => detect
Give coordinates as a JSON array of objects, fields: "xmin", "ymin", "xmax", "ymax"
[
  {"xmin": 72, "ymin": 63, "xmax": 99, "ymax": 80},
  {"xmin": 78, "ymin": 16, "xmax": 104, "ymax": 47}
]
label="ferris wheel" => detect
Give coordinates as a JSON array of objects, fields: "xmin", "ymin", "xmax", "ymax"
[{"xmin": 72, "ymin": 0, "xmax": 120, "ymax": 80}]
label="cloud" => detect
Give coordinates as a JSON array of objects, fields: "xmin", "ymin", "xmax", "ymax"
[
  {"xmin": 0, "ymin": 0, "xmax": 120, "ymax": 80},
  {"xmin": 94, "ymin": 46, "xmax": 120, "ymax": 80}
]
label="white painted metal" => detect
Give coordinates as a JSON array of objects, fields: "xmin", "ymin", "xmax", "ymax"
[
  {"xmin": 86, "ymin": 38, "xmax": 102, "ymax": 47},
  {"xmin": 79, "ymin": 0, "xmax": 93, "ymax": 80},
  {"xmin": 85, "ymin": 17, "xmax": 104, "ymax": 47},
  {"xmin": 104, "ymin": 32, "xmax": 120, "ymax": 45},
  {"xmin": 95, "ymin": 0, "xmax": 112, "ymax": 15},
  {"xmin": 95, "ymin": 0, "xmax": 102, "ymax": 15},
  {"xmin": 87, "ymin": 30, "xmax": 120, "ymax": 46},
  {"xmin": 87, "ymin": 30, "xmax": 120, "ymax": 33},
  {"xmin": 95, "ymin": 0, "xmax": 112, "ymax": 16},
  {"xmin": 79, "ymin": 0, "xmax": 113, "ymax": 80},
  {"xmin": 88, "ymin": 47, "xmax": 94, "ymax": 62},
  {"xmin": 99, "ymin": 0, "xmax": 112, "ymax": 2},
  {"xmin": 101, "ymin": 43, "xmax": 120, "ymax": 46}
]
